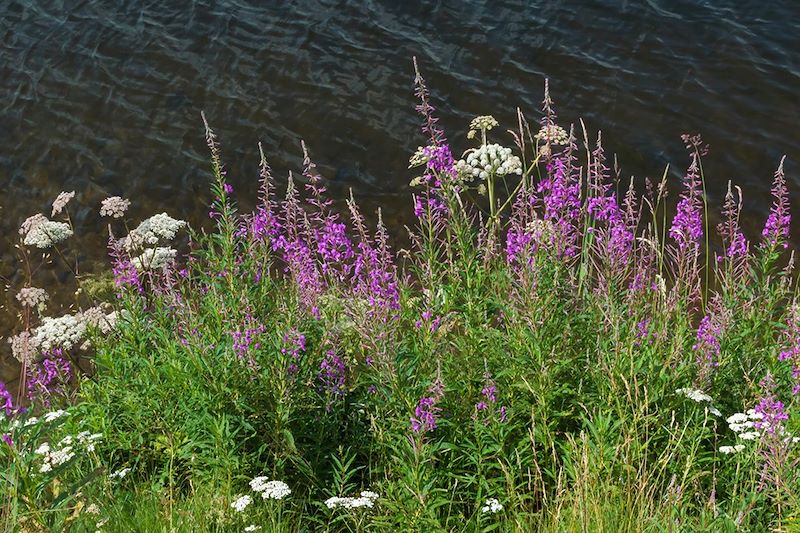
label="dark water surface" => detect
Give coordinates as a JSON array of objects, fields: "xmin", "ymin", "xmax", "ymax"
[{"xmin": 1, "ymin": 0, "xmax": 799, "ymax": 370}]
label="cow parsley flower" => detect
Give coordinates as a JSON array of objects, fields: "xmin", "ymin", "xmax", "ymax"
[
  {"xmin": 124, "ymin": 213, "xmax": 186, "ymax": 250},
  {"xmin": 100, "ymin": 196, "xmax": 131, "ymax": 218},
  {"xmin": 131, "ymin": 247, "xmax": 177, "ymax": 270},
  {"xmin": 231, "ymin": 495, "xmax": 252, "ymax": 512},
  {"xmin": 23, "ymin": 220, "xmax": 73, "ymax": 248},
  {"xmin": 676, "ymin": 388, "xmax": 713, "ymax": 403},
  {"xmin": 481, "ymin": 498, "xmax": 504, "ymax": 514},
  {"xmin": 535, "ymin": 124, "xmax": 569, "ymax": 145},
  {"xmin": 17, "ymin": 287, "xmax": 49, "ymax": 311},
  {"xmin": 8, "ymin": 332, "xmax": 37, "ymax": 364},
  {"xmin": 51, "ymin": 191, "xmax": 75, "ymax": 216},
  {"xmin": 110, "ymin": 467, "xmax": 131, "ymax": 479},
  {"xmin": 33, "ymin": 313, "xmax": 87, "ymax": 351},
  {"xmin": 244, "ymin": 526, "xmax": 261, "ymax": 532}
]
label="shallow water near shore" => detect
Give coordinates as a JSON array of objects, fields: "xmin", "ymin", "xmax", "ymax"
[{"xmin": 1, "ymin": 1, "xmax": 799, "ymax": 377}]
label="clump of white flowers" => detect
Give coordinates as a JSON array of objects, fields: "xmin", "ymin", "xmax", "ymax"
[
  {"xmin": 248, "ymin": 476, "xmax": 291, "ymax": 500},
  {"xmin": 535, "ymin": 124, "xmax": 570, "ymax": 145},
  {"xmin": 456, "ymin": 144, "xmax": 522, "ymax": 182},
  {"xmin": 51, "ymin": 191, "xmax": 75, "ymax": 217},
  {"xmin": 244, "ymin": 526, "xmax": 261, "ymax": 532},
  {"xmin": 124, "ymin": 213, "xmax": 186, "ymax": 251},
  {"xmin": 23, "ymin": 220, "xmax": 73, "ymax": 248},
  {"xmin": 481, "ymin": 497, "xmax": 504, "ymax": 514},
  {"xmin": 100, "ymin": 196, "xmax": 131, "ymax": 218},
  {"xmin": 231, "ymin": 495, "xmax": 252, "ymax": 513},
  {"xmin": 719, "ymin": 444, "xmax": 746, "ymax": 454},
  {"xmin": 8, "ymin": 331, "xmax": 36, "ymax": 364},
  {"xmin": 675, "ymin": 387, "xmax": 721, "ymax": 417},
  {"xmin": 33, "ymin": 314, "xmax": 87, "ymax": 351},
  {"xmin": 131, "ymin": 247, "xmax": 177, "ymax": 271},
  {"xmin": 324, "ymin": 490, "xmax": 379, "ymax": 510},
  {"xmin": 16, "ymin": 287, "xmax": 49, "ymax": 313},
  {"xmin": 34, "ymin": 430, "xmax": 100, "ymax": 474},
  {"xmin": 110, "ymin": 467, "xmax": 131, "ymax": 479}
]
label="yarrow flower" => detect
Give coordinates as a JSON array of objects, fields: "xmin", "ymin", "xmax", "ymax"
[
  {"xmin": 480, "ymin": 498, "xmax": 504, "ymax": 514},
  {"xmin": 110, "ymin": 467, "xmax": 131, "ymax": 479},
  {"xmin": 719, "ymin": 444, "xmax": 746, "ymax": 454},
  {"xmin": 324, "ymin": 491, "xmax": 379, "ymax": 510},
  {"xmin": 244, "ymin": 526, "xmax": 261, "ymax": 532},
  {"xmin": 33, "ymin": 313, "xmax": 87, "ymax": 351},
  {"xmin": 231, "ymin": 495, "xmax": 252, "ymax": 513},
  {"xmin": 51, "ymin": 191, "xmax": 75, "ymax": 217},
  {"xmin": 23, "ymin": 220, "xmax": 73, "ymax": 248},
  {"xmin": 100, "ymin": 196, "xmax": 131, "ymax": 218}
]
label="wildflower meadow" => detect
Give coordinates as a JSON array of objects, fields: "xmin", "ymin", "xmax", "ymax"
[{"xmin": 2, "ymin": 61, "xmax": 799, "ymax": 531}]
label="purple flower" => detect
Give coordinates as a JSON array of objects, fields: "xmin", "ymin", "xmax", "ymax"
[
  {"xmin": 1, "ymin": 382, "xmax": 14, "ymax": 417},
  {"xmin": 669, "ymin": 155, "xmax": 704, "ymax": 253},
  {"xmin": 761, "ymin": 156, "xmax": 790, "ymax": 249},
  {"xmin": 319, "ymin": 350, "xmax": 346, "ymax": 405},
  {"xmin": 26, "ymin": 350, "xmax": 72, "ymax": 407}
]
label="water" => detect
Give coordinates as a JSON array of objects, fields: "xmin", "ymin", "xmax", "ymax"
[{"xmin": 1, "ymin": 0, "xmax": 799, "ymax": 376}]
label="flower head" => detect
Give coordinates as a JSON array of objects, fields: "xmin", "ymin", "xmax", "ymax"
[
  {"xmin": 51, "ymin": 191, "xmax": 75, "ymax": 217},
  {"xmin": 100, "ymin": 196, "xmax": 131, "ymax": 218}
]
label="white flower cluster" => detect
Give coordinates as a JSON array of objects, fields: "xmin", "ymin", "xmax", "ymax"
[
  {"xmin": 81, "ymin": 306, "xmax": 118, "ymax": 334},
  {"xmin": 324, "ymin": 490, "xmax": 379, "ymax": 510},
  {"xmin": 675, "ymin": 387, "xmax": 721, "ymax": 417},
  {"xmin": 19, "ymin": 214, "xmax": 48, "ymax": 236},
  {"xmin": 16, "ymin": 287, "xmax": 49, "ymax": 312},
  {"xmin": 34, "ymin": 431, "xmax": 100, "ymax": 473},
  {"xmin": 33, "ymin": 313, "xmax": 87, "ymax": 352},
  {"xmin": 110, "ymin": 467, "xmax": 131, "ymax": 479},
  {"xmin": 51, "ymin": 191, "xmax": 75, "ymax": 217},
  {"xmin": 23, "ymin": 220, "xmax": 73, "ymax": 248},
  {"xmin": 9, "ymin": 409, "xmax": 67, "ymax": 429},
  {"xmin": 535, "ymin": 124, "xmax": 569, "ymax": 145},
  {"xmin": 44, "ymin": 409, "xmax": 69, "ymax": 422},
  {"xmin": 250, "ymin": 477, "xmax": 291, "ymax": 500},
  {"xmin": 456, "ymin": 144, "xmax": 522, "ymax": 182},
  {"xmin": 244, "ymin": 526, "xmax": 261, "ymax": 532},
  {"xmin": 726, "ymin": 410, "xmax": 763, "ymax": 440},
  {"xmin": 124, "ymin": 213, "xmax": 186, "ymax": 251},
  {"xmin": 231, "ymin": 494, "xmax": 252, "ymax": 512},
  {"xmin": 481, "ymin": 497, "xmax": 504, "ymax": 514},
  {"xmin": 100, "ymin": 196, "xmax": 131, "ymax": 218},
  {"xmin": 8, "ymin": 331, "xmax": 36, "ymax": 364},
  {"xmin": 719, "ymin": 444, "xmax": 745, "ymax": 454},
  {"xmin": 131, "ymin": 247, "xmax": 177, "ymax": 271}
]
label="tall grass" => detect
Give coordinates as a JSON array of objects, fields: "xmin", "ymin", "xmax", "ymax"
[{"xmin": 2, "ymin": 63, "xmax": 799, "ymax": 531}]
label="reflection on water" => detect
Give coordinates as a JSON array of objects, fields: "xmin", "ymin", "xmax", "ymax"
[{"xmin": 1, "ymin": 0, "xmax": 799, "ymax": 377}]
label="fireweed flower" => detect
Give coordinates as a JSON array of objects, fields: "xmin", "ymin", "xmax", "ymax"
[
  {"xmin": 319, "ymin": 350, "xmax": 346, "ymax": 403},
  {"xmin": 1, "ymin": 382, "xmax": 14, "ymax": 417},
  {"xmin": 100, "ymin": 196, "xmax": 131, "ymax": 218},
  {"xmin": 669, "ymin": 154, "xmax": 703, "ymax": 255},
  {"xmin": 281, "ymin": 329, "xmax": 306, "ymax": 375},
  {"xmin": 761, "ymin": 156, "xmax": 790, "ymax": 249},
  {"xmin": 51, "ymin": 191, "xmax": 75, "ymax": 217},
  {"xmin": 475, "ymin": 371, "xmax": 507, "ymax": 424},
  {"xmin": 537, "ymin": 157, "xmax": 581, "ymax": 257},
  {"xmin": 27, "ymin": 350, "xmax": 73, "ymax": 406},
  {"xmin": 411, "ymin": 377, "xmax": 444, "ymax": 435},
  {"xmin": 692, "ymin": 297, "xmax": 730, "ymax": 386}
]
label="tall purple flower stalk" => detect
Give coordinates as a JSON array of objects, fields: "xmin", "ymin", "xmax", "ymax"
[
  {"xmin": 26, "ymin": 349, "xmax": 73, "ymax": 407},
  {"xmin": 412, "ymin": 57, "xmax": 446, "ymax": 147},
  {"xmin": 537, "ymin": 157, "xmax": 581, "ymax": 258},
  {"xmin": 108, "ymin": 234, "xmax": 143, "ymax": 294},
  {"xmin": 410, "ymin": 377, "xmax": 444, "ymax": 436},
  {"xmin": 319, "ymin": 349, "xmax": 346, "ymax": 407},
  {"xmin": 1, "ymin": 381, "xmax": 14, "ymax": 417},
  {"xmin": 281, "ymin": 329, "xmax": 306, "ymax": 375},
  {"xmin": 669, "ymin": 153, "xmax": 704, "ymax": 255},
  {"xmin": 761, "ymin": 156, "xmax": 790, "ymax": 250},
  {"xmin": 474, "ymin": 371, "xmax": 507, "ymax": 425},
  {"xmin": 692, "ymin": 297, "xmax": 729, "ymax": 386},
  {"xmin": 778, "ymin": 303, "xmax": 800, "ymax": 396}
]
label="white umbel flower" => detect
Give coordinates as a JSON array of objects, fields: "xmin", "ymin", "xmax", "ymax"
[
  {"xmin": 259, "ymin": 480, "xmax": 291, "ymax": 500},
  {"xmin": 125, "ymin": 213, "xmax": 186, "ymax": 251},
  {"xmin": 675, "ymin": 388, "xmax": 714, "ymax": 403},
  {"xmin": 100, "ymin": 196, "xmax": 131, "ymax": 218},
  {"xmin": 481, "ymin": 497, "xmax": 503, "ymax": 514},
  {"xmin": 23, "ymin": 220, "xmax": 73, "ymax": 248},
  {"xmin": 231, "ymin": 495, "xmax": 252, "ymax": 512},
  {"xmin": 131, "ymin": 247, "xmax": 177, "ymax": 271},
  {"xmin": 33, "ymin": 313, "xmax": 87, "ymax": 351},
  {"xmin": 719, "ymin": 445, "xmax": 746, "ymax": 454},
  {"xmin": 51, "ymin": 191, "xmax": 75, "ymax": 216},
  {"xmin": 456, "ymin": 144, "xmax": 522, "ymax": 183},
  {"xmin": 324, "ymin": 490, "xmax": 379, "ymax": 510}
]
